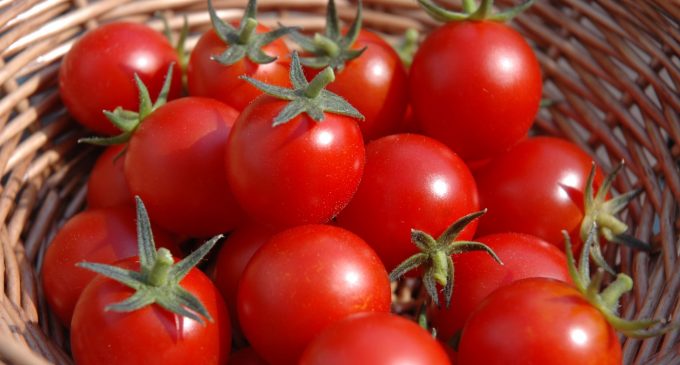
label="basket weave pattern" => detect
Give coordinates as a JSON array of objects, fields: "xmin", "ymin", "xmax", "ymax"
[{"xmin": 0, "ymin": 0, "xmax": 678, "ymax": 364}]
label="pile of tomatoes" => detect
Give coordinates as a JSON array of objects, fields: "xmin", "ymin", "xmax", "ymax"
[{"xmin": 39, "ymin": 0, "xmax": 665, "ymax": 364}]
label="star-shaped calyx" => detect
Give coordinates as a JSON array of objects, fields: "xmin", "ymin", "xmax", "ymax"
[
  {"xmin": 208, "ymin": 0, "xmax": 296, "ymax": 65},
  {"xmin": 389, "ymin": 210, "xmax": 503, "ymax": 308},
  {"xmin": 289, "ymin": 0, "xmax": 366, "ymax": 71},
  {"xmin": 77, "ymin": 197, "xmax": 222, "ymax": 324},
  {"xmin": 242, "ymin": 51, "xmax": 364, "ymax": 125},
  {"xmin": 418, "ymin": 0, "xmax": 535, "ymax": 22}
]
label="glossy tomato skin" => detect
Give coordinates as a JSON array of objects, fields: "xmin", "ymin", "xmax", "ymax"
[
  {"xmin": 430, "ymin": 232, "xmax": 571, "ymax": 341},
  {"xmin": 125, "ymin": 97, "xmax": 244, "ymax": 237},
  {"xmin": 474, "ymin": 136, "xmax": 604, "ymax": 252},
  {"xmin": 226, "ymin": 96, "xmax": 365, "ymax": 229},
  {"xmin": 299, "ymin": 312, "xmax": 451, "ymax": 365},
  {"xmin": 71, "ymin": 258, "xmax": 231, "ymax": 365},
  {"xmin": 41, "ymin": 207, "xmax": 178, "ymax": 327},
  {"xmin": 409, "ymin": 21, "xmax": 541, "ymax": 162},
  {"xmin": 237, "ymin": 224, "xmax": 392, "ymax": 365},
  {"xmin": 187, "ymin": 27, "xmax": 291, "ymax": 110},
  {"xmin": 87, "ymin": 144, "xmax": 132, "ymax": 209},
  {"xmin": 60, "ymin": 22, "xmax": 181, "ymax": 135},
  {"xmin": 335, "ymin": 134, "xmax": 478, "ymax": 271},
  {"xmin": 323, "ymin": 30, "xmax": 408, "ymax": 141},
  {"xmin": 457, "ymin": 278, "xmax": 622, "ymax": 365}
]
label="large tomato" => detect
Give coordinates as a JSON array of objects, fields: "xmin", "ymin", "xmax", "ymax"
[
  {"xmin": 59, "ymin": 22, "xmax": 181, "ymax": 135},
  {"xmin": 474, "ymin": 136, "xmax": 604, "ymax": 252},
  {"xmin": 87, "ymin": 144, "xmax": 132, "ymax": 209},
  {"xmin": 457, "ymin": 278, "xmax": 621, "ymax": 365},
  {"xmin": 41, "ymin": 207, "xmax": 178, "ymax": 327},
  {"xmin": 335, "ymin": 133, "xmax": 478, "ymax": 272},
  {"xmin": 124, "ymin": 97, "xmax": 244, "ymax": 237},
  {"xmin": 299, "ymin": 313, "xmax": 451, "ymax": 365},
  {"xmin": 409, "ymin": 20, "xmax": 541, "ymax": 162},
  {"xmin": 237, "ymin": 224, "xmax": 392, "ymax": 365}
]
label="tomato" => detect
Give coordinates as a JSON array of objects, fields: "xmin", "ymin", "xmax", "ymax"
[
  {"xmin": 335, "ymin": 133, "xmax": 478, "ymax": 272},
  {"xmin": 409, "ymin": 20, "xmax": 541, "ymax": 162},
  {"xmin": 59, "ymin": 22, "xmax": 181, "ymax": 135},
  {"xmin": 429, "ymin": 232, "xmax": 571, "ymax": 341},
  {"xmin": 237, "ymin": 224, "xmax": 391, "ymax": 365},
  {"xmin": 124, "ymin": 97, "xmax": 244, "ymax": 237},
  {"xmin": 457, "ymin": 278, "xmax": 621, "ymax": 365},
  {"xmin": 87, "ymin": 144, "xmax": 132, "ymax": 209},
  {"xmin": 228, "ymin": 348, "xmax": 268, "ymax": 365},
  {"xmin": 300, "ymin": 312, "xmax": 451, "ymax": 365},
  {"xmin": 70, "ymin": 258, "xmax": 231, "ymax": 365},
  {"xmin": 226, "ymin": 95, "xmax": 365, "ymax": 228},
  {"xmin": 41, "ymin": 207, "xmax": 178, "ymax": 327},
  {"xmin": 212, "ymin": 223, "xmax": 277, "ymax": 340},
  {"xmin": 474, "ymin": 136, "xmax": 604, "ymax": 252}
]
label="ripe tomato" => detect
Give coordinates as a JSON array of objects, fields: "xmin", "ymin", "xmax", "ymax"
[
  {"xmin": 70, "ymin": 258, "xmax": 231, "ymax": 365},
  {"xmin": 409, "ymin": 20, "xmax": 541, "ymax": 162},
  {"xmin": 457, "ymin": 278, "xmax": 621, "ymax": 365},
  {"xmin": 87, "ymin": 144, "xmax": 132, "ymax": 209},
  {"xmin": 299, "ymin": 313, "xmax": 451, "ymax": 365},
  {"xmin": 41, "ymin": 207, "xmax": 178, "ymax": 327},
  {"xmin": 226, "ymin": 96, "xmax": 365, "ymax": 228},
  {"xmin": 59, "ymin": 22, "xmax": 181, "ymax": 135},
  {"xmin": 124, "ymin": 97, "xmax": 244, "ymax": 237},
  {"xmin": 429, "ymin": 232, "xmax": 571, "ymax": 341},
  {"xmin": 237, "ymin": 224, "xmax": 391, "ymax": 365},
  {"xmin": 474, "ymin": 136, "xmax": 604, "ymax": 252},
  {"xmin": 335, "ymin": 133, "xmax": 478, "ymax": 272}
]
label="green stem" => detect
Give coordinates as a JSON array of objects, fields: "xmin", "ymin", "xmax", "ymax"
[
  {"xmin": 239, "ymin": 18, "xmax": 259, "ymax": 44},
  {"xmin": 148, "ymin": 248, "xmax": 174, "ymax": 287},
  {"xmin": 601, "ymin": 274, "xmax": 633, "ymax": 310},
  {"xmin": 462, "ymin": 0, "xmax": 476, "ymax": 13},
  {"xmin": 596, "ymin": 213, "xmax": 629, "ymax": 236},
  {"xmin": 314, "ymin": 33, "xmax": 341, "ymax": 58},
  {"xmin": 304, "ymin": 68, "xmax": 335, "ymax": 98},
  {"xmin": 470, "ymin": 0, "xmax": 494, "ymax": 19},
  {"xmin": 432, "ymin": 251, "xmax": 448, "ymax": 286}
]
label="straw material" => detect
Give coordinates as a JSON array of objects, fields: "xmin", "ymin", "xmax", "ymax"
[{"xmin": 0, "ymin": 0, "xmax": 678, "ymax": 364}]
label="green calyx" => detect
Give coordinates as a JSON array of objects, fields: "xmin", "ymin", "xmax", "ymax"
[
  {"xmin": 580, "ymin": 161, "xmax": 651, "ymax": 274},
  {"xmin": 564, "ymin": 227, "xmax": 677, "ymax": 338},
  {"xmin": 418, "ymin": 0, "xmax": 534, "ymax": 23},
  {"xmin": 77, "ymin": 197, "xmax": 222, "ymax": 325},
  {"xmin": 208, "ymin": 0, "xmax": 296, "ymax": 65},
  {"xmin": 289, "ymin": 0, "xmax": 366, "ymax": 71},
  {"xmin": 389, "ymin": 210, "xmax": 503, "ymax": 308},
  {"xmin": 242, "ymin": 51, "xmax": 364, "ymax": 125},
  {"xmin": 78, "ymin": 64, "xmax": 175, "ymax": 146},
  {"xmin": 395, "ymin": 28, "xmax": 419, "ymax": 68}
]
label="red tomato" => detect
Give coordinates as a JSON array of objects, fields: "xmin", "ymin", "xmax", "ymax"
[
  {"xmin": 124, "ymin": 97, "xmax": 244, "ymax": 237},
  {"xmin": 409, "ymin": 21, "xmax": 541, "ymax": 162},
  {"xmin": 59, "ymin": 22, "xmax": 181, "ymax": 135},
  {"xmin": 237, "ymin": 224, "xmax": 392, "ymax": 365},
  {"xmin": 228, "ymin": 348, "xmax": 268, "ymax": 365},
  {"xmin": 429, "ymin": 232, "xmax": 571, "ymax": 341},
  {"xmin": 70, "ymin": 258, "xmax": 231, "ymax": 365},
  {"xmin": 474, "ymin": 136, "xmax": 604, "ymax": 252},
  {"xmin": 41, "ymin": 207, "xmax": 178, "ymax": 327},
  {"xmin": 299, "ymin": 312, "xmax": 451, "ymax": 365},
  {"xmin": 87, "ymin": 144, "xmax": 132, "ymax": 209},
  {"xmin": 226, "ymin": 96, "xmax": 365, "ymax": 228},
  {"xmin": 187, "ymin": 26, "xmax": 291, "ymax": 110},
  {"xmin": 457, "ymin": 278, "xmax": 621, "ymax": 365},
  {"xmin": 335, "ymin": 133, "xmax": 478, "ymax": 271}
]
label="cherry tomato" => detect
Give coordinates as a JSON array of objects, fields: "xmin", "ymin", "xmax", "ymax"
[
  {"xmin": 429, "ymin": 232, "xmax": 571, "ymax": 341},
  {"xmin": 299, "ymin": 312, "xmax": 451, "ymax": 365},
  {"xmin": 70, "ymin": 258, "xmax": 231, "ymax": 365},
  {"xmin": 125, "ymin": 97, "xmax": 244, "ymax": 237},
  {"xmin": 457, "ymin": 278, "xmax": 621, "ymax": 365},
  {"xmin": 187, "ymin": 26, "xmax": 291, "ymax": 110},
  {"xmin": 226, "ymin": 96, "xmax": 365, "ymax": 229},
  {"xmin": 409, "ymin": 20, "xmax": 541, "ymax": 162},
  {"xmin": 41, "ymin": 207, "xmax": 178, "ymax": 327},
  {"xmin": 237, "ymin": 224, "xmax": 391, "ymax": 365},
  {"xmin": 87, "ymin": 144, "xmax": 132, "ymax": 209},
  {"xmin": 335, "ymin": 133, "xmax": 478, "ymax": 272},
  {"xmin": 474, "ymin": 136, "xmax": 604, "ymax": 252},
  {"xmin": 59, "ymin": 22, "xmax": 181, "ymax": 135}
]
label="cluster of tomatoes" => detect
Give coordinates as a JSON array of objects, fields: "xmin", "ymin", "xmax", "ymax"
[{"xmin": 39, "ymin": 0, "xmax": 666, "ymax": 364}]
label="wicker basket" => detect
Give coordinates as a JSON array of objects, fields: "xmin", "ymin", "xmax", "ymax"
[{"xmin": 0, "ymin": 0, "xmax": 678, "ymax": 364}]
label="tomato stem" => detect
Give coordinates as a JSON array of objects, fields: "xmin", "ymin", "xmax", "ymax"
[
  {"xmin": 600, "ymin": 274, "xmax": 633, "ymax": 311},
  {"xmin": 470, "ymin": 0, "xmax": 494, "ymax": 20},
  {"xmin": 462, "ymin": 0, "xmax": 476, "ymax": 13},
  {"xmin": 314, "ymin": 33, "xmax": 341, "ymax": 59},
  {"xmin": 148, "ymin": 248, "xmax": 174, "ymax": 287},
  {"xmin": 239, "ymin": 18, "xmax": 258, "ymax": 44},
  {"xmin": 304, "ymin": 68, "xmax": 336, "ymax": 98}
]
